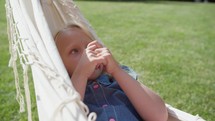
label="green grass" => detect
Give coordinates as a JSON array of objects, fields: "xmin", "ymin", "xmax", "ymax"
[{"xmin": 1, "ymin": 1, "xmax": 215, "ymax": 121}]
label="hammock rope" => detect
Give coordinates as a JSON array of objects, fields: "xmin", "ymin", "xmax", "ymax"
[
  {"xmin": 6, "ymin": 1, "xmax": 27, "ymax": 114},
  {"xmin": 6, "ymin": 0, "xmax": 97, "ymax": 121}
]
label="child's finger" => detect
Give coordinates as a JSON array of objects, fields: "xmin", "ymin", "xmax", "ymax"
[
  {"xmin": 87, "ymin": 40, "xmax": 97, "ymax": 47},
  {"xmin": 95, "ymin": 48, "xmax": 111, "ymax": 56},
  {"xmin": 87, "ymin": 44, "xmax": 97, "ymax": 51},
  {"xmin": 92, "ymin": 55, "xmax": 107, "ymax": 66},
  {"xmin": 87, "ymin": 40, "xmax": 103, "ymax": 49},
  {"xmin": 94, "ymin": 47, "xmax": 109, "ymax": 52},
  {"xmin": 85, "ymin": 49, "xmax": 98, "ymax": 58},
  {"xmin": 98, "ymin": 52, "xmax": 111, "ymax": 59},
  {"xmin": 94, "ymin": 57, "xmax": 108, "ymax": 67}
]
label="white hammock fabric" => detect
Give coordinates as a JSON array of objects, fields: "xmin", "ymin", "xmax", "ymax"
[{"xmin": 5, "ymin": 0, "xmax": 205, "ymax": 121}]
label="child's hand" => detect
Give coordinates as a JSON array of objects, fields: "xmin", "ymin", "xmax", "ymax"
[
  {"xmin": 74, "ymin": 41, "xmax": 105, "ymax": 80},
  {"xmin": 93, "ymin": 42, "xmax": 121, "ymax": 75},
  {"xmin": 74, "ymin": 40, "xmax": 120, "ymax": 80}
]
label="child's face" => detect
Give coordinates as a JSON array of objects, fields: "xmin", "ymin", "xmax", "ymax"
[{"xmin": 55, "ymin": 27, "xmax": 103, "ymax": 79}]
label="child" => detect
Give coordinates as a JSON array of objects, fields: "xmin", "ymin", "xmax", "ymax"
[{"xmin": 55, "ymin": 24, "xmax": 168, "ymax": 121}]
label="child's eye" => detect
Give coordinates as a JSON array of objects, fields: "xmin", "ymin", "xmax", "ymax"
[{"xmin": 70, "ymin": 49, "xmax": 78, "ymax": 54}]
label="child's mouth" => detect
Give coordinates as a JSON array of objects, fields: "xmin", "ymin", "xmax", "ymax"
[
  {"xmin": 96, "ymin": 64, "xmax": 103, "ymax": 70},
  {"xmin": 88, "ymin": 64, "xmax": 104, "ymax": 81}
]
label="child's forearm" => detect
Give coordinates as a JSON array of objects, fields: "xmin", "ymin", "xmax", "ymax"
[
  {"xmin": 112, "ymin": 68, "xmax": 168, "ymax": 121},
  {"xmin": 71, "ymin": 69, "xmax": 88, "ymax": 100}
]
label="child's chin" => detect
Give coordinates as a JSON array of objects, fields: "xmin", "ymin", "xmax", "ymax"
[{"xmin": 88, "ymin": 69, "xmax": 103, "ymax": 81}]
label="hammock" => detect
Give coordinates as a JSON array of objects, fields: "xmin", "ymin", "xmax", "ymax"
[{"xmin": 5, "ymin": 0, "xmax": 206, "ymax": 121}]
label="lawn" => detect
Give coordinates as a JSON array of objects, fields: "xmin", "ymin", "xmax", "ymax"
[{"xmin": 0, "ymin": 0, "xmax": 214, "ymax": 121}]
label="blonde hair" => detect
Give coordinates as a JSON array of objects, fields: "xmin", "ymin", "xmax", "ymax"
[{"xmin": 54, "ymin": 24, "xmax": 95, "ymax": 42}]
